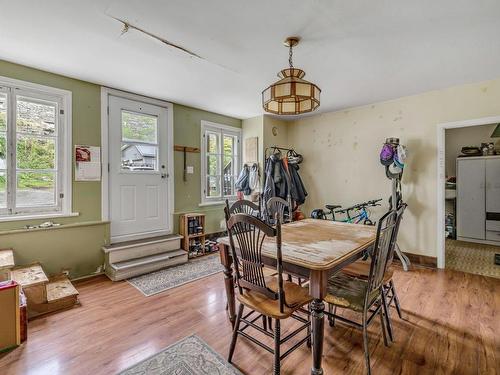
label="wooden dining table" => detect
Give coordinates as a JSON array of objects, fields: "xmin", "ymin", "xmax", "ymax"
[{"xmin": 218, "ymin": 218, "xmax": 377, "ymax": 375}]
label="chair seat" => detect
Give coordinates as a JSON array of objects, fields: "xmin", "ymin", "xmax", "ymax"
[
  {"xmin": 324, "ymin": 273, "xmax": 379, "ymax": 312},
  {"xmin": 237, "ymin": 277, "xmax": 312, "ymax": 320},
  {"xmin": 342, "ymin": 260, "xmax": 394, "ymax": 283}
]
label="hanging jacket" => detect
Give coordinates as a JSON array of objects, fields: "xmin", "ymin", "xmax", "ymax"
[
  {"xmin": 288, "ymin": 163, "xmax": 307, "ymax": 205},
  {"xmin": 248, "ymin": 163, "xmax": 260, "ymax": 192},
  {"xmin": 235, "ymin": 164, "xmax": 251, "ymax": 195}
]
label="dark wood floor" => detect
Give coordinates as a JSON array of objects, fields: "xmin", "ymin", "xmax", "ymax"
[{"xmin": 0, "ymin": 266, "xmax": 498, "ymax": 375}]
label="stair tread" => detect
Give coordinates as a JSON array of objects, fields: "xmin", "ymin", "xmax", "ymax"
[
  {"xmin": 46, "ymin": 276, "xmax": 79, "ymax": 303},
  {"xmin": 103, "ymin": 234, "xmax": 183, "ymax": 253},
  {"xmin": 0, "ymin": 249, "xmax": 14, "ymax": 270},
  {"xmin": 11, "ymin": 263, "xmax": 48, "ymax": 287},
  {"xmin": 111, "ymin": 249, "xmax": 186, "ymax": 270}
]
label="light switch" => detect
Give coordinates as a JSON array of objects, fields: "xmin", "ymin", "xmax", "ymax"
[{"xmin": 186, "ymin": 166, "xmax": 194, "ymax": 174}]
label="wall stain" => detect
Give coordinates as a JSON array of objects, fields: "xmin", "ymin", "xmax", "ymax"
[{"xmin": 353, "ymin": 141, "xmax": 358, "ymax": 150}]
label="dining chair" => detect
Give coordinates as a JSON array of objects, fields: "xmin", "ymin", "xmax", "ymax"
[
  {"xmin": 226, "ymin": 199, "xmax": 261, "ymax": 218},
  {"xmin": 339, "ymin": 203, "xmax": 407, "ymax": 341},
  {"xmin": 324, "ymin": 209, "xmax": 399, "ymax": 375},
  {"xmin": 266, "ymin": 197, "xmax": 291, "ymax": 224},
  {"xmin": 225, "ymin": 211, "xmax": 312, "ymax": 375},
  {"xmin": 266, "ymin": 197, "xmax": 304, "ymax": 285},
  {"xmin": 225, "ymin": 200, "xmax": 276, "ymax": 331}
]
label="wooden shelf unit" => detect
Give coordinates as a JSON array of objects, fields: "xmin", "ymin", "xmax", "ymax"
[{"xmin": 179, "ymin": 213, "xmax": 206, "ymax": 255}]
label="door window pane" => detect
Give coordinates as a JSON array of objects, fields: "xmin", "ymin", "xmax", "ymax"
[
  {"xmin": 17, "ymin": 136, "xmax": 56, "ymax": 170},
  {"xmin": 0, "ymin": 171, "xmax": 6, "ymax": 208},
  {"xmin": 17, "ymin": 172, "xmax": 55, "ymax": 207},
  {"xmin": 206, "ymin": 176, "xmax": 221, "ymax": 197},
  {"xmin": 121, "ymin": 143, "xmax": 158, "ymax": 171},
  {"xmin": 16, "ymin": 97, "xmax": 56, "ymax": 136},
  {"xmin": 121, "ymin": 111, "xmax": 157, "ymax": 143},
  {"xmin": 0, "ymin": 93, "xmax": 6, "ymax": 132}
]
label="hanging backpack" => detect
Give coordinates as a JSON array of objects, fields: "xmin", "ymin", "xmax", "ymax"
[{"xmin": 380, "ymin": 143, "xmax": 395, "ymax": 166}]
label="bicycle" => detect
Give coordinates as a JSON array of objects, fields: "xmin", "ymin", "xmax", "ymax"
[{"xmin": 312, "ymin": 199, "xmax": 382, "ymax": 225}]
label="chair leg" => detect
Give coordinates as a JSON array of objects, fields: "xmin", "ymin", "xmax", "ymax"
[
  {"xmin": 380, "ymin": 287, "xmax": 394, "ymax": 343},
  {"xmin": 307, "ymin": 303, "xmax": 311, "ymax": 348},
  {"xmin": 287, "ymin": 274, "xmax": 292, "ymax": 282},
  {"xmin": 262, "ymin": 315, "xmax": 267, "ymax": 331},
  {"xmin": 390, "ymin": 280, "xmax": 403, "ymax": 319},
  {"xmin": 378, "ymin": 299, "xmax": 389, "ymax": 347},
  {"xmin": 362, "ymin": 309, "xmax": 371, "ymax": 375},
  {"xmin": 328, "ymin": 304, "xmax": 337, "ymax": 327},
  {"xmin": 274, "ymin": 319, "xmax": 281, "ymax": 375},
  {"xmin": 228, "ymin": 304, "xmax": 244, "ymax": 363},
  {"xmin": 268, "ymin": 317, "xmax": 273, "ymax": 332}
]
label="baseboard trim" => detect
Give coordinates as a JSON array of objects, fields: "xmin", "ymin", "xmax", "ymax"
[{"xmin": 398, "ymin": 252, "xmax": 437, "ymax": 269}]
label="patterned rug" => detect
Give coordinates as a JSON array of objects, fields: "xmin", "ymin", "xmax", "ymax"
[
  {"xmin": 127, "ymin": 254, "xmax": 223, "ymax": 296},
  {"xmin": 118, "ymin": 335, "xmax": 242, "ymax": 375},
  {"xmin": 446, "ymin": 239, "xmax": 500, "ymax": 279}
]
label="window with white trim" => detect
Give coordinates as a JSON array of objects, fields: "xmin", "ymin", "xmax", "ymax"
[
  {"xmin": 0, "ymin": 77, "xmax": 71, "ymax": 218},
  {"xmin": 201, "ymin": 121, "xmax": 241, "ymax": 203}
]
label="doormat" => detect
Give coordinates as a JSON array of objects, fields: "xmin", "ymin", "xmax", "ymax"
[
  {"xmin": 118, "ymin": 335, "xmax": 242, "ymax": 375},
  {"xmin": 127, "ymin": 253, "xmax": 223, "ymax": 296}
]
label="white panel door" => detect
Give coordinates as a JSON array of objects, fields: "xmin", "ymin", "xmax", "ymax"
[
  {"xmin": 109, "ymin": 96, "xmax": 170, "ymax": 242},
  {"xmin": 486, "ymin": 158, "xmax": 500, "ymax": 213},
  {"xmin": 457, "ymin": 158, "xmax": 485, "ymax": 240}
]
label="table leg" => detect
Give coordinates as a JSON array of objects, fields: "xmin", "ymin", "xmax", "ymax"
[
  {"xmin": 311, "ymin": 298, "xmax": 325, "ymax": 375},
  {"xmin": 219, "ymin": 243, "xmax": 236, "ymax": 326}
]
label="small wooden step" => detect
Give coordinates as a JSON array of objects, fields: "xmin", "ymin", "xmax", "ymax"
[
  {"xmin": 106, "ymin": 249, "xmax": 188, "ymax": 281},
  {"xmin": 10, "ymin": 263, "xmax": 49, "ymax": 288},
  {"xmin": 46, "ymin": 275, "xmax": 79, "ymax": 303}
]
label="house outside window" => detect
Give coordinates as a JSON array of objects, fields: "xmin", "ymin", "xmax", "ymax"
[
  {"xmin": 0, "ymin": 76, "xmax": 72, "ymax": 219},
  {"xmin": 201, "ymin": 121, "xmax": 241, "ymax": 204}
]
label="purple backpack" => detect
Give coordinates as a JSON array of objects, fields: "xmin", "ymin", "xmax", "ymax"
[{"xmin": 380, "ymin": 144, "xmax": 394, "ymax": 166}]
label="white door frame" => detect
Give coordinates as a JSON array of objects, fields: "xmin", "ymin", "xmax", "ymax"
[
  {"xmin": 436, "ymin": 115, "xmax": 500, "ymax": 268},
  {"xmin": 100, "ymin": 87, "xmax": 174, "ymax": 239}
]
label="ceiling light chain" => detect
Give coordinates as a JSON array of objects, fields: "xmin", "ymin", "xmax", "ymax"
[{"xmin": 289, "ymin": 44, "xmax": 294, "ymax": 68}]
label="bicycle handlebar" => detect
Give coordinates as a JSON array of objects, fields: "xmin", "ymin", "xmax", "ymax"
[{"xmin": 334, "ymin": 199, "xmax": 383, "ymax": 214}]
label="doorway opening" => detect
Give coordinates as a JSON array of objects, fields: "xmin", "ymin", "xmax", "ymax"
[{"xmin": 437, "ymin": 116, "xmax": 500, "ymax": 278}]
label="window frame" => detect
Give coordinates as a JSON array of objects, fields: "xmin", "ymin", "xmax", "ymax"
[
  {"xmin": 200, "ymin": 121, "xmax": 241, "ymax": 205},
  {"xmin": 0, "ymin": 75, "xmax": 72, "ymax": 220}
]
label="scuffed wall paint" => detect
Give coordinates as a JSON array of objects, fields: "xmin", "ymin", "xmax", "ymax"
[{"xmin": 288, "ymin": 78, "xmax": 500, "ymax": 257}]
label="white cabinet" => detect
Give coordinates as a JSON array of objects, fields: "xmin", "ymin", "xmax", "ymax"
[{"xmin": 457, "ymin": 156, "xmax": 500, "ymax": 244}]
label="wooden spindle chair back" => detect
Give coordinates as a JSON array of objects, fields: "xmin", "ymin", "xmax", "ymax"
[
  {"xmin": 384, "ymin": 203, "xmax": 407, "ymax": 270},
  {"xmin": 366, "ymin": 210, "xmax": 398, "ymax": 298},
  {"xmin": 266, "ymin": 197, "xmax": 290, "ymax": 224},
  {"xmin": 226, "ymin": 211, "xmax": 286, "ymax": 314},
  {"xmin": 226, "ymin": 199, "xmax": 261, "ymax": 218}
]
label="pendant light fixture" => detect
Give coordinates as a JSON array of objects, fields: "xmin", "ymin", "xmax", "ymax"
[{"xmin": 262, "ymin": 37, "xmax": 321, "ymax": 115}]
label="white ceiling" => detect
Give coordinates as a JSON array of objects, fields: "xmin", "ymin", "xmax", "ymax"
[{"xmin": 1, "ymin": 0, "xmax": 500, "ymax": 119}]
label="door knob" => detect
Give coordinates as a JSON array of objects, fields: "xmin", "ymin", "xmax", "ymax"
[{"xmin": 161, "ymin": 173, "xmax": 168, "ymax": 179}]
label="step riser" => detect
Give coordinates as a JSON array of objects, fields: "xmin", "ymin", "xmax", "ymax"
[
  {"xmin": 107, "ymin": 239, "xmax": 181, "ymax": 264},
  {"xmin": 106, "ymin": 253, "xmax": 188, "ymax": 281}
]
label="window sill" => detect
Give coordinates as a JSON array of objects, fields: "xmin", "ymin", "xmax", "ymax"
[{"xmin": 0, "ymin": 212, "xmax": 80, "ymax": 223}]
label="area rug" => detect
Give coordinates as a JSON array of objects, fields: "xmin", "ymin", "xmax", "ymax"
[
  {"xmin": 127, "ymin": 253, "xmax": 223, "ymax": 296},
  {"xmin": 118, "ymin": 335, "xmax": 242, "ymax": 375},
  {"xmin": 446, "ymin": 239, "xmax": 500, "ymax": 279}
]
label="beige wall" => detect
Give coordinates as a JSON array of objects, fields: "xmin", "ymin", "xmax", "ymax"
[
  {"xmin": 263, "ymin": 116, "xmax": 290, "ymax": 152},
  {"xmin": 445, "ymin": 123, "xmax": 499, "ymax": 177},
  {"xmin": 288, "ymin": 78, "xmax": 500, "ymax": 258}
]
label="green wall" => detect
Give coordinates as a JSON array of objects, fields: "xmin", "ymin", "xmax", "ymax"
[
  {"xmin": 0, "ymin": 59, "xmax": 241, "ymax": 279},
  {"xmin": 173, "ymin": 104, "xmax": 241, "ymax": 234}
]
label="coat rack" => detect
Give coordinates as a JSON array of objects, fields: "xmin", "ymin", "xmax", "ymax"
[{"xmin": 174, "ymin": 145, "xmax": 200, "ymax": 182}]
